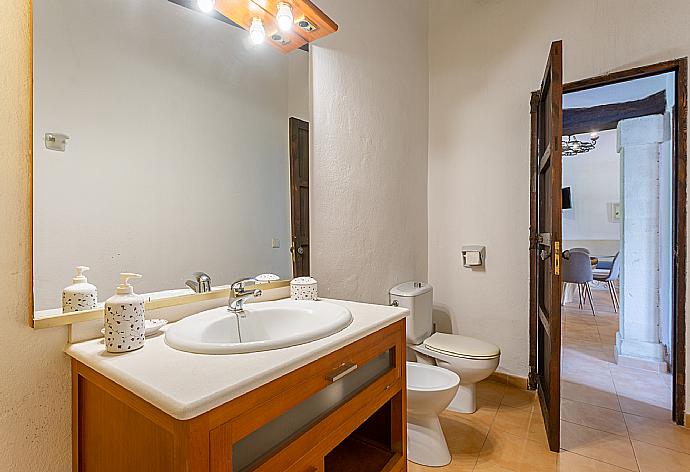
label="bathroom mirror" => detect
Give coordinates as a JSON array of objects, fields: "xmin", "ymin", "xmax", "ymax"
[{"xmin": 32, "ymin": 0, "xmax": 310, "ymax": 317}]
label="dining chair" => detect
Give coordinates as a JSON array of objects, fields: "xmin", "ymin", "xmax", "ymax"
[
  {"xmin": 568, "ymin": 247, "xmax": 590, "ymax": 254},
  {"xmin": 562, "ymin": 251, "xmax": 596, "ymax": 315},
  {"xmin": 593, "ymin": 252, "xmax": 620, "ymax": 312}
]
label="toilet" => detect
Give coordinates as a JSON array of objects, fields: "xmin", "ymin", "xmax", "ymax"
[
  {"xmin": 406, "ymin": 362, "xmax": 459, "ymax": 467},
  {"xmin": 391, "ymin": 282, "xmax": 501, "ymax": 414}
]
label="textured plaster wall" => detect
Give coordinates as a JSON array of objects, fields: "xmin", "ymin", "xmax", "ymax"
[
  {"xmin": 310, "ymin": 0, "xmax": 429, "ymax": 305},
  {"xmin": 0, "ymin": 1, "xmax": 72, "ymax": 470},
  {"xmin": 428, "ymin": 0, "xmax": 690, "ymax": 380}
]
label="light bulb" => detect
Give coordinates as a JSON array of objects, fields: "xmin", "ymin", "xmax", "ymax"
[
  {"xmin": 276, "ymin": 2, "xmax": 294, "ymax": 32},
  {"xmin": 197, "ymin": 0, "xmax": 215, "ymax": 13},
  {"xmin": 590, "ymin": 131, "xmax": 599, "ymax": 140},
  {"xmin": 250, "ymin": 17, "xmax": 266, "ymax": 44}
]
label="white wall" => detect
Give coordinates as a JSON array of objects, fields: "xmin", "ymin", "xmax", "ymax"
[
  {"xmin": 0, "ymin": 1, "xmax": 72, "ymax": 469},
  {"xmin": 33, "ymin": 0, "xmax": 297, "ymax": 310},
  {"xmin": 310, "ymin": 0, "xmax": 429, "ymax": 304},
  {"xmin": 562, "ymin": 129, "xmax": 621, "ymax": 250},
  {"xmin": 428, "ymin": 0, "xmax": 690, "ymax": 384},
  {"xmin": 288, "ymin": 50, "xmax": 310, "ymax": 122}
]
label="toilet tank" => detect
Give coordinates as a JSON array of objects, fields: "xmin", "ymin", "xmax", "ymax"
[{"xmin": 389, "ymin": 282, "xmax": 433, "ymax": 345}]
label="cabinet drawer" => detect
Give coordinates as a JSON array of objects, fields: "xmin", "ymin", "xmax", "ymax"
[{"xmin": 209, "ymin": 319, "xmax": 405, "ymax": 472}]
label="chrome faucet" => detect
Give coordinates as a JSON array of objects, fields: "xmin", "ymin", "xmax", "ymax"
[
  {"xmin": 228, "ymin": 277, "xmax": 262, "ymax": 313},
  {"xmin": 186, "ymin": 272, "xmax": 212, "ymax": 293}
]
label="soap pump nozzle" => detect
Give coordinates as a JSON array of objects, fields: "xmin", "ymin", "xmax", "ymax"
[
  {"xmin": 73, "ymin": 266, "xmax": 90, "ymax": 283},
  {"xmin": 116, "ymin": 273, "xmax": 142, "ymax": 295}
]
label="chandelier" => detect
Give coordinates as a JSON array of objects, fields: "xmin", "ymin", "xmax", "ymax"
[{"xmin": 563, "ymin": 132, "xmax": 599, "ymax": 156}]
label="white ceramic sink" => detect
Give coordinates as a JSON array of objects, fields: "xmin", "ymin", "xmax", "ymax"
[{"xmin": 164, "ymin": 299, "xmax": 353, "ymax": 354}]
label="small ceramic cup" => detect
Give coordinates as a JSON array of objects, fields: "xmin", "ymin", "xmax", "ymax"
[{"xmin": 290, "ymin": 277, "xmax": 318, "ymax": 300}]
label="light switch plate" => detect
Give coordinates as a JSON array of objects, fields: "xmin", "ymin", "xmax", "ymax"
[{"xmin": 272, "ymin": 238, "xmax": 280, "ymax": 248}]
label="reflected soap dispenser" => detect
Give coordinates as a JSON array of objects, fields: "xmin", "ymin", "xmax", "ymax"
[
  {"xmin": 62, "ymin": 266, "xmax": 98, "ymax": 313},
  {"xmin": 104, "ymin": 273, "xmax": 145, "ymax": 353}
]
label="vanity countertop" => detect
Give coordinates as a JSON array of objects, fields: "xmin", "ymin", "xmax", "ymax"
[{"xmin": 65, "ymin": 299, "xmax": 407, "ymax": 420}]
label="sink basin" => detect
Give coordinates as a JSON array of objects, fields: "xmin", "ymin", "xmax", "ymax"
[{"xmin": 164, "ymin": 299, "xmax": 353, "ymax": 354}]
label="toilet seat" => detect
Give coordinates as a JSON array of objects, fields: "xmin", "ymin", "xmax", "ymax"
[{"xmin": 423, "ymin": 333, "xmax": 500, "ymax": 360}]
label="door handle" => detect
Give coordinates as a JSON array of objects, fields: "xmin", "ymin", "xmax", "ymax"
[
  {"xmin": 326, "ymin": 362, "xmax": 358, "ymax": 382},
  {"xmin": 291, "ymin": 239, "xmax": 304, "ymax": 257},
  {"xmin": 554, "ymin": 241, "xmax": 561, "ymax": 276}
]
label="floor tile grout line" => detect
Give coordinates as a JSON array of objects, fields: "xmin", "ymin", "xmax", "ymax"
[
  {"xmin": 470, "ymin": 384, "xmax": 509, "ymax": 471},
  {"xmin": 627, "ymin": 434, "xmax": 690, "ymax": 458},
  {"xmin": 559, "ymin": 448, "xmax": 639, "ymax": 472},
  {"xmin": 560, "ymin": 393, "xmax": 622, "ymax": 413},
  {"xmin": 558, "ymin": 415, "xmax": 629, "ymax": 438},
  {"xmin": 622, "ymin": 414, "xmax": 643, "ymax": 472},
  {"xmin": 562, "ymin": 391, "xmax": 674, "ymax": 422}
]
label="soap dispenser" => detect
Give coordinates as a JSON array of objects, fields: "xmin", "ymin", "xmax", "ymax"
[
  {"xmin": 104, "ymin": 273, "xmax": 145, "ymax": 353},
  {"xmin": 62, "ymin": 266, "xmax": 98, "ymax": 313}
]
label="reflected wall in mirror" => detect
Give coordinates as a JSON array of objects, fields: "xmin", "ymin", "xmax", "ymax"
[{"xmin": 33, "ymin": 0, "xmax": 310, "ymax": 313}]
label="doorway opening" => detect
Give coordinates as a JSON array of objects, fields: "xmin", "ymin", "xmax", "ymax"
[{"xmin": 561, "ymin": 69, "xmax": 682, "ymax": 434}]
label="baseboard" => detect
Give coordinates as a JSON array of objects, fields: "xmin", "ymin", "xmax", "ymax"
[{"xmin": 489, "ymin": 371, "xmax": 529, "ymax": 390}]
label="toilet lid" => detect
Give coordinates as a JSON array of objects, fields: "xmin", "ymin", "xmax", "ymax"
[{"xmin": 424, "ymin": 333, "xmax": 500, "ymax": 360}]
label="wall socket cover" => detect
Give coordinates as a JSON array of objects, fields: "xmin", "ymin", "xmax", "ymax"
[{"xmin": 45, "ymin": 133, "xmax": 70, "ymax": 152}]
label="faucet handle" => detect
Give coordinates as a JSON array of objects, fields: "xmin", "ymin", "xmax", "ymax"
[
  {"xmin": 186, "ymin": 272, "xmax": 212, "ymax": 293},
  {"xmin": 231, "ymin": 277, "xmax": 258, "ymax": 294}
]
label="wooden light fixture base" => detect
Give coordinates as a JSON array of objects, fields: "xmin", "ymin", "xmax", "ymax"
[{"xmin": 215, "ymin": 0, "xmax": 338, "ymax": 53}]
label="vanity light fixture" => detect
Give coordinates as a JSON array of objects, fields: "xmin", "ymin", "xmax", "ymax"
[
  {"xmin": 276, "ymin": 2, "xmax": 294, "ymax": 31},
  {"xmin": 196, "ymin": 0, "xmax": 215, "ymax": 13},
  {"xmin": 249, "ymin": 17, "xmax": 266, "ymax": 44}
]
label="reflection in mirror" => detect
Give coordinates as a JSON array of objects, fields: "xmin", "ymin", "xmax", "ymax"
[{"xmin": 33, "ymin": 0, "xmax": 309, "ymax": 312}]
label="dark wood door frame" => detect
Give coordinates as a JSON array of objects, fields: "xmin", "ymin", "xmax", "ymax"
[{"xmin": 530, "ymin": 57, "xmax": 688, "ymax": 426}]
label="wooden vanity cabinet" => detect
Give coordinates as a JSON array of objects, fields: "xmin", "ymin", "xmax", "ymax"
[{"xmin": 72, "ymin": 319, "xmax": 406, "ymax": 472}]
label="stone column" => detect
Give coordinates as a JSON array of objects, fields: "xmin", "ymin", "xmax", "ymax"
[{"xmin": 615, "ymin": 115, "xmax": 666, "ymax": 371}]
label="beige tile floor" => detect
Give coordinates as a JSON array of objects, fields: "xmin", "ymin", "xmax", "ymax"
[{"xmin": 408, "ymin": 287, "xmax": 690, "ymax": 471}]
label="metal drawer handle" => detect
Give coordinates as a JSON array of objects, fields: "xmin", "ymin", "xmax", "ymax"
[{"xmin": 326, "ymin": 362, "xmax": 358, "ymax": 382}]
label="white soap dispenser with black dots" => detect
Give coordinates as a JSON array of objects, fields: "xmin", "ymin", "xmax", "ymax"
[
  {"xmin": 62, "ymin": 266, "xmax": 98, "ymax": 313},
  {"xmin": 104, "ymin": 273, "xmax": 145, "ymax": 353}
]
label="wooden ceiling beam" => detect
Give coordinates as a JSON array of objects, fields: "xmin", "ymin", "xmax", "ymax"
[{"xmin": 563, "ymin": 90, "xmax": 667, "ymax": 136}]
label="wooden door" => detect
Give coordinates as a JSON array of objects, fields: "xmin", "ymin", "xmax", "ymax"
[
  {"xmin": 529, "ymin": 40, "xmax": 563, "ymax": 452},
  {"xmin": 289, "ymin": 117, "xmax": 310, "ymax": 277}
]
